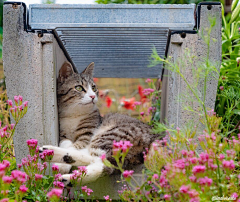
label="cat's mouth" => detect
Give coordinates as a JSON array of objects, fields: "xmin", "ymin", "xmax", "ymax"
[{"xmin": 84, "ymin": 101, "xmax": 95, "ymax": 105}]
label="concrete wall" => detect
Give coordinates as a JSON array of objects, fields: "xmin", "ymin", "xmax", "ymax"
[
  {"xmin": 3, "ymin": 3, "xmax": 67, "ymax": 164},
  {"xmin": 161, "ymin": 4, "xmax": 221, "ymax": 138}
]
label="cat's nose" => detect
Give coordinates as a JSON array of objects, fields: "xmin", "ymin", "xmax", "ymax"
[{"xmin": 90, "ymin": 95, "xmax": 95, "ymax": 99}]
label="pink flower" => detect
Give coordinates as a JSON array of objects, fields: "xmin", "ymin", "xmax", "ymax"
[
  {"xmin": 104, "ymin": 195, "xmax": 112, "ymax": 201},
  {"xmin": 0, "ymin": 164, "xmax": 7, "ymax": 173},
  {"xmin": 199, "ymin": 152, "xmax": 209, "ymax": 164},
  {"xmin": 3, "ymin": 160, "xmax": 10, "ymax": 168},
  {"xmin": 174, "ymin": 159, "xmax": 186, "ymax": 169},
  {"xmin": 47, "ymin": 188, "xmax": 63, "ymax": 199},
  {"xmin": 226, "ymin": 149, "xmax": 235, "ymax": 158},
  {"xmin": 26, "ymin": 139, "xmax": 38, "ymax": 148},
  {"xmin": 123, "ymin": 170, "xmax": 134, "ymax": 178},
  {"xmin": 205, "ymin": 177, "xmax": 213, "ymax": 186},
  {"xmin": 54, "ymin": 173, "xmax": 62, "ymax": 181},
  {"xmin": 140, "ymin": 112, "xmax": 144, "ymax": 116},
  {"xmin": 189, "ymin": 175, "xmax": 197, "ymax": 183},
  {"xmin": 219, "ymin": 86, "xmax": 224, "ymax": 91},
  {"xmin": 52, "ymin": 164, "xmax": 59, "ymax": 171},
  {"xmin": 188, "ymin": 189, "xmax": 199, "ymax": 198},
  {"xmin": 43, "ymin": 162, "xmax": 47, "ymax": 168},
  {"xmin": 207, "ymin": 109, "xmax": 216, "ymax": 116},
  {"xmin": 164, "ymin": 194, "xmax": 171, "ymax": 200},
  {"xmin": 6, "ymin": 100, "xmax": 13, "ymax": 107},
  {"xmin": 179, "ymin": 185, "xmax": 190, "ymax": 193},
  {"xmin": 210, "ymin": 164, "xmax": 218, "ymax": 170},
  {"xmin": 104, "ymin": 195, "xmax": 109, "ymax": 200},
  {"xmin": 2, "ymin": 176, "xmax": 13, "ymax": 184},
  {"xmin": 100, "ymin": 153, "xmax": 106, "ymax": 161},
  {"xmin": 71, "ymin": 170, "xmax": 83, "ymax": 181},
  {"xmin": 78, "ymin": 166, "xmax": 87, "ymax": 175},
  {"xmin": 112, "ymin": 141, "xmax": 133, "ymax": 154},
  {"xmin": 35, "ymin": 174, "xmax": 43, "ymax": 181},
  {"xmin": 14, "ymin": 96, "xmax": 19, "ymax": 104},
  {"xmin": 19, "ymin": 185, "xmax": 28, "ymax": 193},
  {"xmin": 231, "ymin": 193, "xmax": 238, "ymax": 199},
  {"xmin": 192, "ymin": 165, "xmax": 206, "ymax": 175},
  {"xmin": 53, "ymin": 181, "xmax": 65, "ymax": 189},
  {"xmin": 0, "ymin": 199, "xmax": 9, "ymax": 202},
  {"xmin": 10, "ymin": 124, "xmax": 15, "ymax": 130},
  {"xmin": 197, "ymin": 177, "xmax": 212, "ymax": 186},
  {"xmin": 23, "ymin": 101, "xmax": 28, "ymax": 107},
  {"xmin": 152, "ymin": 174, "xmax": 159, "ymax": 180},
  {"xmin": 190, "ymin": 198, "xmax": 200, "ymax": 202},
  {"xmin": 123, "ymin": 141, "xmax": 133, "ymax": 152},
  {"xmin": 10, "ymin": 108, "xmax": 14, "ymax": 113},
  {"xmin": 81, "ymin": 186, "xmax": 93, "ymax": 196},
  {"xmin": 189, "ymin": 157, "xmax": 198, "ymax": 164},
  {"xmin": 211, "ymin": 132, "xmax": 216, "ymax": 141},
  {"xmin": 11, "ymin": 170, "xmax": 28, "ymax": 184},
  {"xmin": 222, "ymin": 160, "xmax": 235, "ymax": 170},
  {"xmin": 18, "ymin": 105, "xmax": 23, "ymax": 111},
  {"xmin": 142, "ymin": 88, "xmax": 154, "ymax": 96},
  {"xmin": 145, "ymin": 78, "xmax": 152, "ymax": 83},
  {"xmin": 219, "ymin": 154, "xmax": 225, "ymax": 160},
  {"xmin": 132, "ymin": 101, "xmax": 141, "ymax": 108},
  {"xmin": 39, "ymin": 150, "xmax": 54, "ymax": 161},
  {"xmin": 18, "ymin": 95, "xmax": 23, "ymax": 102},
  {"xmin": 181, "ymin": 150, "xmax": 188, "ymax": 156}
]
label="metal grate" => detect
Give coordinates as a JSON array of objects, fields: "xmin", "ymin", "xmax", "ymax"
[
  {"xmin": 55, "ymin": 27, "xmax": 169, "ymax": 78},
  {"xmin": 28, "ymin": 4, "xmax": 196, "ymax": 78}
]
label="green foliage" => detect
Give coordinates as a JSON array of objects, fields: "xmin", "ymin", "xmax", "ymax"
[
  {"xmin": 215, "ymin": 2, "xmax": 240, "ymax": 136},
  {"xmin": 104, "ymin": 12, "xmax": 240, "ymax": 202},
  {"xmin": 42, "ymin": 0, "xmax": 55, "ymax": 4},
  {"xmin": 96, "ymin": 0, "xmax": 221, "ymax": 5},
  {"xmin": 149, "ymin": 18, "xmax": 219, "ymax": 135}
]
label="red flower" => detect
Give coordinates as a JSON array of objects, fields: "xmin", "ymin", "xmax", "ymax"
[
  {"xmin": 138, "ymin": 86, "xmax": 147, "ymax": 103},
  {"xmin": 120, "ymin": 97, "xmax": 135, "ymax": 110},
  {"xmin": 93, "ymin": 78, "xmax": 99, "ymax": 83},
  {"xmin": 106, "ymin": 96, "xmax": 112, "ymax": 108}
]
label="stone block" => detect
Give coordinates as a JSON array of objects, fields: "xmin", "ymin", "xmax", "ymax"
[{"xmin": 160, "ymin": 5, "xmax": 221, "ymax": 137}]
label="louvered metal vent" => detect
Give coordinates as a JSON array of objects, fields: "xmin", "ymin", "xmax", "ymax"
[
  {"xmin": 55, "ymin": 27, "xmax": 169, "ymax": 78},
  {"xmin": 28, "ymin": 4, "xmax": 196, "ymax": 78}
]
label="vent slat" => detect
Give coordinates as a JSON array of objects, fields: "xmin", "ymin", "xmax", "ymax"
[{"xmin": 55, "ymin": 27, "xmax": 169, "ymax": 78}]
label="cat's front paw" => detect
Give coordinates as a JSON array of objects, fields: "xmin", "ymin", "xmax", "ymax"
[
  {"xmin": 39, "ymin": 145, "xmax": 55, "ymax": 153},
  {"xmin": 39, "ymin": 145, "xmax": 64, "ymax": 163},
  {"xmin": 60, "ymin": 174, "xmax": 72, "ymax": 187},
  {"xmin": 55, "ymin": 163, "xmax": 72, "ymax": 174},
  {"xmin": 63, "ymin": 154, "xmax": 76, "ymax": 164}
]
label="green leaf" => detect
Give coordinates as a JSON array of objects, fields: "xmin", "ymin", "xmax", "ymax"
[{"xmin": 233, "ymin": 109, "xmax": 240, "ymax": 115}]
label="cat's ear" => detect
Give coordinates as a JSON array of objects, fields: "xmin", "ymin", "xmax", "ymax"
[
  {"xmin": 81, "ymin": 62, "xmax": 94, "ymax": 77},
  {"xmin": 59, "ymin": 62, "xmax": 74, "ymax": 82}
]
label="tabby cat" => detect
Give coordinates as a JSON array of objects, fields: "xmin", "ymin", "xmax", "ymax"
[{"xmin": 40, "ymin": 62, "xmax": 160, "ymax": 186}]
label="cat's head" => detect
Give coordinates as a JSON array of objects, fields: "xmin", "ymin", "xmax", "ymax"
[{"xmin": 57, "ymin": 62, "xmax": 98, "ymax": 113}]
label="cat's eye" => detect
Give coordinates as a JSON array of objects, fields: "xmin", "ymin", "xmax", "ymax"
[
  {"xmin": 92, "ymin": 85, "xmax": 97, "ymax": 92},
  {"xmin": 75, "ymin": 85, "xmax": 83, "ymax": 91}
]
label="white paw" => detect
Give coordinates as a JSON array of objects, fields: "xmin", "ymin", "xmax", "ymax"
[
  {"xmin": 55, "ymin": 163, "xmax": 72, "ymax": 174},
  {"xmin": 39, "ymin": 145, "xmax": 65, "ymax": 163},
  {"xmin": 39, "ymin": 145, "xmax": 56, "ymax": 153},
  {"xmin": 61, "ymin": 174, "xmax": 72, "ymax": 187}
]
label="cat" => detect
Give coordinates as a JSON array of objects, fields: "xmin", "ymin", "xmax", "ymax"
[{"xmin": 40, "ymin": 62, "xmax": 160, "ymax": 186}]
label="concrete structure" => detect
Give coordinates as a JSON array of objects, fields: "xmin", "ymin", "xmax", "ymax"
[
  {"xmin": 161, "ymin": 4, "xmax": 222, "ymax": 136},
  {"xmin": 3, "ymin": 2, "xmax": 221, "ymax": 199}
]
